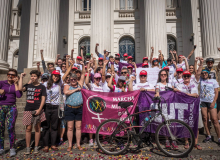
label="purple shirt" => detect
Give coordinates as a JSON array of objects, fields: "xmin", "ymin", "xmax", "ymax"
[{"xmin": 0, "ymin": 80, "xmax": 22, "ymax": 105}]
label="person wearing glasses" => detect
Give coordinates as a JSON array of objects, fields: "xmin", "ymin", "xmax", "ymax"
[
  {"xmin": 175, "ymin": 59, "xmax": 204, "ymax": 150},
  {"xmin": 200, "ymin": 65, "xmax": 220, "ymax": 145},
  {"xmin": 176, "ymin": 54, "xmax": 189, "ymax": 72},
  {"xmin": 63, "ymin": 71, "xmax": 85, "ymax": 151},
  {"xmin": 172, "ymin": 68, "xmax": 184, "ymax": 88},
  {"xmin": 108, "ymin": 73, "xmax": 128, "ymax": 92},
  {"xmin": 0, "ymin": 69, "xmax": 22, "ymax": 157},
  {"xmin": 128, "ymin": 70, "xmax": 155, "ymax": 91}
]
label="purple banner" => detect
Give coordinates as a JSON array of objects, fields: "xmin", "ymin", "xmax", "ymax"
[
  {"xmin": 118, "ymin": 62, "xmax": 143, "ymax": 75},
  {"xmin": 81, "ymin": 89, "xmax": 140, "ymax": 134},
  {"xmin": 138, "ymin": 91, "xmax": 200, "ymax": 137}
]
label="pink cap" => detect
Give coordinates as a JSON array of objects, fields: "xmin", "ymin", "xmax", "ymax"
[{"xmin": 94, "ymin": 73, "xmax": 101, "ymax": 78}]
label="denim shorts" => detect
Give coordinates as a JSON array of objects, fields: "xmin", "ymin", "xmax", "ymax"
[
  {"xmin": 60, "ymin": 118, "xmax": 66, "ymax": 128},
  {"xmin": 64, "ymin": 105, "xmax": 83, "ymax": 121},
  {"xmin": 200, "ymin": 102, "xmax": 217, "ymax": 109}
]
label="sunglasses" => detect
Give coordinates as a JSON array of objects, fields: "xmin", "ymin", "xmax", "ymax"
[
  {"xmin": 201, "ymin": 72, "xmax": 208, "ymax": 75},
  {"xmin": 70, "ymin": 79, "xmax": 77, "ymax": 81},
  {"xmin": 62, "ymin": 66, "xmax": 66, "ymax": 68},
  {"xmin": 183, "ymin": 75, "xmax": 191, "ymax": 78},
  {"xmin": 106, "ymin": 76, "xmax": 111, "ymax": 79},
  {"xmin": 207, "ymin": 61, "xmax": 213, "ymax": 64},
  {"xmin": 7, "ymin": 74, "xmax": 16, "ymax": 78},
  {"xmin": 140, "ymin": 75, "xmax": 147, "ymax": 77},
  {"xmin": 95, "ymin": 78, "xmax": 101, "ymax": 80},
  {"xmin": 119, "ymin": 80, "xmax": 125, "ymax": 83},
  {"xmin": 160, "ymin": 74, "xmax": 167, "ymax": 76},
  {"xmin": 153, "ymin": 60, "xmax": 158, "ymax": 62},
  {"xmin": 121, "ymin": 72, "xmax": 127, "ymax": 74},
  {"xmin": 177, "ymin": 72, "xmax": 183, "ymax": 74}
]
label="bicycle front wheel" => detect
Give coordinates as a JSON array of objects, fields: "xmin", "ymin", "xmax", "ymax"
[
  {"xmin": 155, "ymin": 119, "xmax": 195, "ymax": 157},
  {"xmin": 96, "ymin": 119, "xmax": 130, "ymax": 155}
]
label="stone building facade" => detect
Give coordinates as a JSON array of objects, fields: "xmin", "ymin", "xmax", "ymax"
[{"xmin": 0, "ymin": 0, "xmax": 220, "ymax": 73}]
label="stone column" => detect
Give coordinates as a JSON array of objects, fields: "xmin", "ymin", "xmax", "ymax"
[
  {"xmin": 0, "ymin": 0, "xmax": 12, "ymax": 71},
  {"xmin": 36, "ymin": 0, "xmax": 60, "ymax": 62},
  {"xmin": 91, "ymin": 0, "xmax": 112, "ymax": 57},
  {"xmin": 144, "ymin": 0, "xmax": 167, "ymax": 58},
  {"xmin": 199, "ymin": 0, "xmax": 220, "ymax": 64}
]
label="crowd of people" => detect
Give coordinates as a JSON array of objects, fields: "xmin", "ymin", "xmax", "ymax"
[{"xmin": 0, "ymin": 43, "xmax": 220, "ymax": 157}]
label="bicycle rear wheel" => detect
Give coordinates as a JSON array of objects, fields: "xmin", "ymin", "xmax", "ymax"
[
  {"xmin": 96, "ymin": 119, "xmax": 130, "ymax": 155},
  {"xmin": 155, "ymin": 119, "xmax": 195, "ymax": 157}
]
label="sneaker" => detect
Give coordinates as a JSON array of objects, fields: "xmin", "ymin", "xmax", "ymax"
[
  {"xmin": 10, "ymin": 148, "xmax": 16, "ymax": 157},
  {"xmin": 25, "ymin": 147, "xmax": 31, "ymax": 155},
  {"xmin": 171, "ymin": 141, "xmax": 179, "ymax": 150},
  {"xmin": 59, "ymin": 140, "xmax": 64, "ymax": 146},
  {"xmin": 0, "ymin": 149, "xmax": 5, "ymax": 155},
  {"xmin": 165, "ymin": 140, "xmax": 171, "ymax": 149},
  {"xmin": 33, "ymin": 146, "xmax": 39, "ymax": 154},
  {"xmin": 89, "ymin": 139, "xmax": 94, "ymax": 147},
  {"xmin": 203, "ymin": 136, "xmax": 212, "ymax": 143}
]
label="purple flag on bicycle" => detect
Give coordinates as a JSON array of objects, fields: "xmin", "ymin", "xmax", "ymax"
[
  {"xmin": 138, "ymin": 91, "xmax": 200, "ymax": 137},
  {"xmin": 81, "ymin": 89, "xmax": 140, "ymax": 134}
]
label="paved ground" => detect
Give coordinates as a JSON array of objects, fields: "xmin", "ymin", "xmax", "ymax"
[{"xmin": 1, "ymin": 128, "xmax": 220, "ymax": 160}]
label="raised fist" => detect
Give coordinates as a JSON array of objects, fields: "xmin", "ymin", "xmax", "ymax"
[
  {"xmin": 69, "ymin": 60, "xmax": 74, "ymax": 65},
  {"xmin": 195, "ymin": 57, "xmax": 199, "ymax": 62},
  {"xmin": 21, "ymin": 73, "xmax": 26, "ymax": 78},
  {"xmin": 96, "ymin": 43, "xmax": 99, "ymax": 46},
  {"xmin": 173, "ymin": 50, "xmax": 176, "ymax": 54},
  {"xmin": 104, "ymin": 60, "xmax": 109, "ymax": 65},
  {"xmin": 80, "ymin": 61, "xmax": 84, "ymax": 65},
  {"xmin": 158, "ymin": 50, "xmax": 162, "ymax": 54},
  {"xmin": 71, "ymin": 49, "xmax": 74, "ymax": 52},
  {"xmin": 40, "ymin": 50, "xmax": 43, "ymax": 53},
  {"xmin": 57, "ymin": 54, "xmax": 60, "ymax": 58},
  {"xmin": 151, "ymin": 47, "xmax": 154, "ymax": 51},
  {"xmin": 66, "ymin": 55, "xmax": 70, "ymax": 59},
  {"xmin": 37, "ymin": 62, "xmax": 40, "ymax": 66},
  {"xmin": 131, "ymin": 76, "xmax": 136, "ymax": 81},
  {"xmin": 91, "ymin": 53, "xmax": 93, "ymax": 57},
  {"xmin": 88, "ymin": 68, "xmax": 92, "ymax": 72}
]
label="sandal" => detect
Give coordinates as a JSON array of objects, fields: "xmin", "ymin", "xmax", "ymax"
[
  {"xmin": 43, "ymin": 148, "xmax": 49, "ymax": 153},
  {"xmin": 67, "ymin": 147, "xmax": 72, "ymax": 152},
  {"xmin": 51, "ymin": 147, "xmax": 59, "ymax": 151},
  {"xmin": 184, "ymin": 142, "xmax": 189, "ymax": 149},
  {"xmin": 77, "ymin": 146, "xmax": 83, "ymax": 151},
  {"xmin": 194, "ymin": 144, "xmax": 202, "ymax": 150}
]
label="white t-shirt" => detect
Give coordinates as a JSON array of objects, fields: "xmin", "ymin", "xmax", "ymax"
[
  {"xmin": 74, "ymin": 63, "xmax": 82, "ymax": 70},
  {"xmin": 156, "ymin": 82, "xmax": 172, "ymax": 91},
  {"xmin": 90, "ymin": 83, "xmax": 104, "ymax": 92},
  {"xmin": 172, "ymin": 78, "xmax": 184, "ymax": 88},
  {"xmin": 176, "ymin": 80, "xmax": 199, "ymax": 94},
  {"xmin": 168, "ymin": 65, "xmax": 176, "ymax": 80},
  {"xmin": 191, "ymin": 74, "xmax": 195, "ymax": 80},
  {"xmin": 200, "ymin": 78, "xmax": 219, "ymax": 103},
  {"xmin": 133, "ymin": 82, "xmax": 154, "ymax": 91},
  {"xmin": 177, "ymin": 59, "xmax": 188, "ymax": 71},
  {"xmin": 102, "ymin": 81, "xmax": 111, "ymax": 92},
  {"xmin": 112, "ymin": 86, "xmax": 128, "ymax": 92},
  {"xmin": 120, "ymin": 60, "xmax": 128, "ymax": 64},
  {"xmin": 56, "ymin": 66, "xmax": 62, "ymax": 73}
]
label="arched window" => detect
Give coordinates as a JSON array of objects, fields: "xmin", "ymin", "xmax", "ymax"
[
  {"xmin": 120, "ymin": 0, "xmax": 134, "ymax": 10},
  {"xmin": 13, "ymin": 51, "xmax": 19, "ymax": 70},
  {"xmin": 79, "ymin": 37, "xmax": 90, "ymax": 59},
  {"xmin": 119, "ymin": 36, "xmax": 135, "ymax": 61},
  {"xmin": 167, "ymin": 35, "xmax": 177, "ymax": 58},
  {"xmin": 82, "ymin": 0, "xmax": 91, "ymax": 11}
]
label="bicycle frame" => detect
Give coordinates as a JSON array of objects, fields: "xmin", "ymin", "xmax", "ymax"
[{"xmin": 112, "ymin": 98, "xmax": 176, "ymax": 141}]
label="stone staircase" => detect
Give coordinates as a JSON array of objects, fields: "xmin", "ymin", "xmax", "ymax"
[{"xmin": 1, "ymin": 68, "xmax": 43, "ymax": 140}]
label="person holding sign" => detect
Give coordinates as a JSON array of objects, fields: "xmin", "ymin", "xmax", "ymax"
[
  {"xmin": 128, "ymin": 70, "xmax": 155, "ymax": 91},
  {"xmin": 175, "ymin": 67, "xmax": 203, "ymax": 150},
  {"xmin": 142, "ymin": 63, "xmax": 149, "ymax": 68},
  {"xmin": 143, "ymin": 57, "xmax": 151, "ymax": 68}
]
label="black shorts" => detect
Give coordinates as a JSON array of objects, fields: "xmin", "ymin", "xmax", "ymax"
[{"xmin": 64, "ymin": 105, "xmax": 83, "ymax": 121}]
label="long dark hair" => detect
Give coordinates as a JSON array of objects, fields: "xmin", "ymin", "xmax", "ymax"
[
  {"xmin": 47, "ymin": 74, "xmax": 61, "ymax": 89},
  {"xmin": 157, "ymin": 69, "xmax": 169, "ymax": 83}
]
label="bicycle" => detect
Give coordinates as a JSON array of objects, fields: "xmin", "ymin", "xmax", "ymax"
[{"xmin": 96, "ymin": 96, "xmax": 195, "ymax": 157}]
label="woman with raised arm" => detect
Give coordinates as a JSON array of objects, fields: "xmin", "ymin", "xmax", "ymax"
[
  {"xmin": 63, "ymin": 68, "xmax": 85, "ymax": 151},
  {"xmin": 176, "ymin": 53, "xmax": 189, "ymax": 72},
  {"xmin": 0, "ymin": 69, "xmax": 22, "ymax": 157},
  {"xmin": 175, "ymin": 58, "xmax": 204, "ymax": 150},
  {"xmin": 172, "ymin": 68, "xmax": 184, "ymax": 88},
  {"xmin": 108, "ymin": 73, "xmax": 127, "ymax": 92},
  {"xmin": 19, "ymin": 71, "xmax": 46, "ymax": 155}
]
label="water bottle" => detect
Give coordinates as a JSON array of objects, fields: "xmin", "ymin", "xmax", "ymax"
[{"xmin": 143, "ymin": 115, "xmax": 151, "ymax": 126}]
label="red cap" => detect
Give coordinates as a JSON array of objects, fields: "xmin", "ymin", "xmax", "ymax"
[
  {"xmin": 123, "ymin": 53, "xmax": 128, "ymax": 57},
  {"xmin": 163, "ymin": 66, "xmax": 169, "ymax": 71},
  {"xmin": 153, "ymin": 58, "xmax": 158, "ymax": 61},
  {"xmin": 98, "ymin": 57, "xmax": 103, "ymax": 61},
  {"xmin": 140, "ymin": 70, "xmax": 147, "ymax": 76},
  {"xmin": 127, "ymin": 65, "xmax": 133, "ymax": 69},
  {"xmin": 85, "ymin": 66, "xmax": 87, "ymax": 69},
  {"xmin": 128, "ymin": 56, "xmax": 133, "ymax": 59},
  {"xmin": 52, "ymin": 70, "xmax": 60, "ymax": 75},
  {"xmin": 85, "ymin": 73, "xmax": 91, "ymax": 77},
  {"xmin": 143, "ymin": 57, "xmax": 148, "ymax": 60},
  {"xmin": 142, "ymin": 63, "xmax": 149, "ymax": 67},
  {"xmin": 176, "ymin": 68, "xmax": 183, "ymax": 72},
  {"xmin": 183, "ymin": 71, "xmax": 191, "ymax": 76},
  {"xmin": 178, "ymin": 55, "xmax": 183, "ymax": 57},
  {"xmin": 115, "ymin": 53, "xmax": 120, "ymax": 57},
  {"xmin": 77, "ymin": 56, "xmax": 82, "ymax": 60},
  {"xmin": 72, "ymin": 67, "xmax": 78, "ymax": 70}
]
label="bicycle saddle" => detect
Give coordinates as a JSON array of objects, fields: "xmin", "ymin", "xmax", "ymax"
[{"xmin": 118, "ymin": 102, "xmax": 133, "ymax": 109}]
